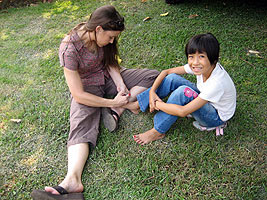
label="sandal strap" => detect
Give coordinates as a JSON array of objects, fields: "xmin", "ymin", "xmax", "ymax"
[
  {"xmin": 110, "ymin": 109, "xmax": 120, "ymax": 121},
  {"xmin": 52, "ymin": 186, "xmax": 68, "ymax": 195}
]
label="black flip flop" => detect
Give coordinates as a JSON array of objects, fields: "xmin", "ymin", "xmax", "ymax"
[
  {"xmin": 101, "ymin": 107, "xmax": 120, "ymax": 132},
  {"xmin": 31, "ymin": 186, "xmax": 84, "ymax": 200}
]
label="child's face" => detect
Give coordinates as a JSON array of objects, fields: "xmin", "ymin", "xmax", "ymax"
[{"xmin": 188, "ymin": 51, "xmax": 215, "ymax": 80}]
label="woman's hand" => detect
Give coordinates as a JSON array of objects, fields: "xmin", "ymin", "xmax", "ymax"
[
  {"xmin": 116, "ymin": 83, "xmax": 129, "ymax": 96},
  {"xmin": 113, "ymin": 90, "xmax": 130, "ymax": 107},
  {"xmin": 108, "ymin": 66, "xmax": 130, "ymax": 95},
  {"xmin": 149, "ymin": 90, "xmax": 162, "ymax": 112}
]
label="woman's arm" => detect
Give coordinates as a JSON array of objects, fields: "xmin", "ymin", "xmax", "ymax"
[
  {"xmin": 155, "ymin": 96, "xmax": 208, "ymax": 117},
  {"xmin": 149, "ymin": 66, "xmax": 186, "ymax": 112},
  {"xmin": 64, "ymin": 67, "xmax": 129, "ymax": 107},
  {"xmin": 108, "ymin": 66, "xmax": 129, "ymax": 95}
]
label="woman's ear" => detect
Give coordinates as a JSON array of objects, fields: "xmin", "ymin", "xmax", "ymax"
[{"xmin": 95, "ymin": 26, "xmax": 103, "ymax": 33}]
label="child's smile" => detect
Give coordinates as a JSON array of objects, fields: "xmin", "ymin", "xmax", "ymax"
[{"xmin": 188, "ymin": 51, "xmax": 215, "ymax": 81}]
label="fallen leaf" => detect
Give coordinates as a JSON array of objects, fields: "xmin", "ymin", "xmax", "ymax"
[
  {"xmin": 10, "ymin": 119, "xmax": 22, "ymax": 123},
  {"xmin": 143, "ymin": 17, "xmax": 151, "ymax": 21},
  {"xmin": 248, "ymin": 50, "xmax": 260, "ymax": 54},
  {"xmin": 188, "ymin": 14, "xmax": 199, "ymax": 19},
  {"xmin": 160, "ymin": 12, "xmax": 169, "ymax": 17},
  {"xmin": 256, "ymin": 54, "xmax": 263, "ymax": 58}
]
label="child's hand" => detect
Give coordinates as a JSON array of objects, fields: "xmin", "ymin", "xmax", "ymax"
[
  {"xmin": 149, "ymin": 91, "xmax": 162, "ymax": 112},
  {"xmin": 154, "ymin": 101, "xmax": 162, "ymax": 111}
]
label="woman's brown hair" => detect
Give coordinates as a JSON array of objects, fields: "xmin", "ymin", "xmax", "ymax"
[{"xmin": 69, "ymin": 5, "xmax": 125, "ymax": 69}]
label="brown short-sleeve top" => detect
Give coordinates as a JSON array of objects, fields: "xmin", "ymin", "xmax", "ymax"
[{"xmin": 59, "ymin": 32, "xmax": 110, "ymax": 87}]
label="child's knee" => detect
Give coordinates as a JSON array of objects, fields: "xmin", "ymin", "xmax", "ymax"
[
  {"xmin": 168, "ymin": 86, "xmax": 188, "ymax": 104},
  {"xmin": 183, "ymin": 86, "xmax": 198, "ymax": 98},
  {"xmin": 165, "ymin": 73, "xmax": 180, "ymax": 82},
  {"xmin": 171, "ymin": 86, "xmax": 186, "ymax": 98},
  {"xmin": 175, "ymin": 85, "xmax": 187, "ymax": 93},
  {"xmin": 173, "ymin": 86, "xmax": 198, "ymax": 98}
]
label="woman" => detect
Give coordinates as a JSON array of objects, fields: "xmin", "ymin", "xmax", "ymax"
[{"xmin": 31, "ymin": 5, "xmax": 159, "ymax": 200}]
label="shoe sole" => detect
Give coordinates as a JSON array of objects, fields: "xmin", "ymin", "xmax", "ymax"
[
  {"xmin": 101, "ymin": 107, "xmax": 117, "ymax": 132},
  {"xmin": 193, "ymin": 121, "xmax": 227, "ymax": 131},
  {"xmin": 31, "ymin": 189, "xmax": 84, "ymax": 200}
]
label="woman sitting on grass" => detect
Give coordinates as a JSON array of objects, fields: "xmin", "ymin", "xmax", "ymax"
[
  {"xmin": 128, "ymin": 33, "xmax": 236, "ymax": 145},
  {"xmin": 31, "ymin": 5, "xmax": 159, "ymax": 200}
]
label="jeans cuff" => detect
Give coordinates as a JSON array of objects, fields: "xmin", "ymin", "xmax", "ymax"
[
  {"xmin": 154, "ymin": 120, "xmax": 167, "ymax": 134},
  {"xmin": 137, "ymin": 94, "xmax": 146, "ymax": 112}
]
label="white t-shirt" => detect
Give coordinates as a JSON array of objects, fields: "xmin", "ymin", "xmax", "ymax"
[{"xmin": 184, "ymin": 63, "xmax": 236, "ymax": 121}]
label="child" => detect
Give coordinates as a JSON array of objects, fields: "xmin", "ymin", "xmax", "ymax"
[{"xmin": 128, "ymin": 33, "xmax": 236, "ymax": 145}]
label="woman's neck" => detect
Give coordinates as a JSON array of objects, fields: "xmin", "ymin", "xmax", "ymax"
[{"xmin": 77, "ymin": 29, "xmax": 98, "ymax": 52}]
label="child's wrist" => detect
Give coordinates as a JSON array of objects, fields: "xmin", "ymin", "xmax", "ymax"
[
  {"xmin": 155, "ymin": 100, "xmax": 162, "ymax": 110},
  {"xmin": 149, "ymin": 90, "xmax": 156, "ymax": 95}
]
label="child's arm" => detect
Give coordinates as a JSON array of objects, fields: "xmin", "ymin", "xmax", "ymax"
[
  {"xmin": 149, "ymin": 66, "xmax": 186, "ymax": 112},
  {"xmin": 155, "ymin": 96, "xmax": 208, "ymax": 117}
]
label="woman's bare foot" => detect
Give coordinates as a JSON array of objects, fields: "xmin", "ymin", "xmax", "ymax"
[
  {"xmin": 44, "ymin": 176, "xmax": 83, "ymax": 194},
  {"xmin": 133, "ymin": 128, "xmax": 165, "ymax": 145}
]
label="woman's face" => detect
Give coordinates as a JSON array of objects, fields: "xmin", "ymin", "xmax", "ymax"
[{"xmin": 95, "ymin": 26, "xmax": 121, "ymax": 47}]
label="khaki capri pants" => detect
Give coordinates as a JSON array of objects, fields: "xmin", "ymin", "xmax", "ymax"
[{"xmin": 68, "ymin": 68, "xmax": 159, "ymax": 148}]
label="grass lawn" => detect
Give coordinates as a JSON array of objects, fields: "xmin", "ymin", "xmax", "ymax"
[{"xmin": 0, "ymin": 0, "xmax": 266, "ymax": 199}]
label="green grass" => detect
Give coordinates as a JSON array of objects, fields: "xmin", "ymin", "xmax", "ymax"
[{"xmin": 0, "ymin": 0, "xmax": 266, "ymax": 199}]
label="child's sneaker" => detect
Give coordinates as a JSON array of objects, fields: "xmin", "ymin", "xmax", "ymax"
[{"xmin": 192, "ymin": 121, "xmax": 227, "ymax": 136}]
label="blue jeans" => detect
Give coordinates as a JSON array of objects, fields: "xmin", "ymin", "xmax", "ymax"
[{"xmin": 136, "ymin": 74, "xmax": 225, "ymax": 134}]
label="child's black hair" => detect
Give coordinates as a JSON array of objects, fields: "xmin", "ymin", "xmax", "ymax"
[{"xmin": 185, "ymin": 33, "xmax": 220, "ymax": 65}]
